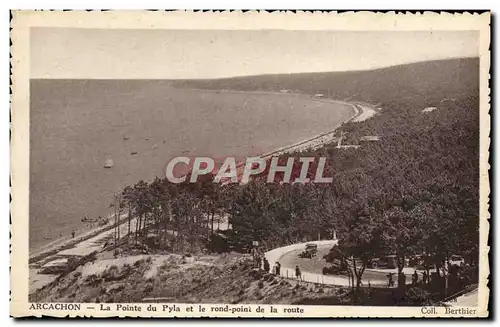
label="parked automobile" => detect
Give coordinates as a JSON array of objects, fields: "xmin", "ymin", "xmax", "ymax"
[
  {"xmin": 369, "ymin": 255, "xmax": 398, "ymax": 269},
  {"xmin": 450, "ymin": 255, "xmax": 465, "ymax": 267},
  {"xmin": 299, "ymin": 243, "xmax": 318, "ymax": 258},
  {"xmin": 409, "ymin": 254, "xmax": 436, "ymax": 270},
  {"xmin": 409, "ymin": 254, "xmax": 424, "ymax": 267}
]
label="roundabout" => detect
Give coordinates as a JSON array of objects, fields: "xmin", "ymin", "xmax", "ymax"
[{"xmin": 265, "ymin": 240, "xmax": 414, "ymax": 287}]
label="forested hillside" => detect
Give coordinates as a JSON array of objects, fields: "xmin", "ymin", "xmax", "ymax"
[{"xmin": 173, "ymin": 58, "xmax": 478, "ymax": 106}]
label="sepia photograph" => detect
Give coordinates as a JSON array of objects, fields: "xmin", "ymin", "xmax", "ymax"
[{"xmin": 10, "ymin": 11, "xmax": 490, "ymax": 318}]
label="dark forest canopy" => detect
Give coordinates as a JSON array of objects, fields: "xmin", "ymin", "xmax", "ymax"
[{"xmin": 172, "ymin": 57, "xmax": 478, "ymax": 106}]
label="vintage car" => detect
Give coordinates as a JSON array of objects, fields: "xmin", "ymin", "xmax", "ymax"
[
  {"xmin": 299, "ymin": 243, "xmax": 318, "ymax": 258},
  {"xmin": 450, "ymin": 254, "xmax": 465, "ymax": 267},
  {"xmin": 370, "ymin": 255, "xmax": 398, "ymax": 269}
]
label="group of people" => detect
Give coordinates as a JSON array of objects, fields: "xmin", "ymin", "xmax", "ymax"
[
  {"xmin": 412, "ymin": 270, "xmax": 430, "ymax": 285},
  {"xmin": 252, "ymin": 248, "xmax": 304, "ymax": 280},
  {"xmin": 385, "ymin": 270, "xmax": 430, "ymax": 287},
  {"xmin": 253, "ymin": 252, "xmax": 288, "ymax": 277},
  {"xmin": 255, "ymin": 255, "xmax": 282, "ymax": 275},
  {"xmin": 254, "ymin": 255, "xmax": 304, "ymax": 281}
]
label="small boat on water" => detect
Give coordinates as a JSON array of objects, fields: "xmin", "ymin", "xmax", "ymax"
[
  {"xmin": 81, "ymin": 216, "xmax": 98, "ymax": 223},
  {"xmin": 104, "ymin": 158, "xmax": 114, "ymax": 168},
  {"xmin": 131, "ymin": 151, "xmax": 138, "ymax": 155},
  {"xmin": 123, "ymin": 136, "xmax": 130, "ymax": 141}
]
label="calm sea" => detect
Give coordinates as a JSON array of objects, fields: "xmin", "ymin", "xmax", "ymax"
[{"xmin": 29, "ymin": 79, "xmax": 353, "ymax": 251}]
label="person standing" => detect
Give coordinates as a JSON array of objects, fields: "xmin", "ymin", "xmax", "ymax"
[
  {"xmin": 295, "ymin": 265, "xmax": 302, "ymax": 280},
  {"xmin": 387, "ymin": 272, "xmax": 395, "ymax": 287},
  {"xmin": 252, "ymin": 248, "xmax": 259, "ymax": 268},
  {"xmin": 412, "ymin": 270, "xmax": 419, "ymax": 285},
  {"xmin": 422, "ymin": 271, "xmax": 428, "ymax": 285},
  {"xmin": 276, "ymin": 262, "xmax": 281, "ymax": 276},
  {"xmin": 263, "ymin": 258, "xmax": 270, "ymax": 273}
]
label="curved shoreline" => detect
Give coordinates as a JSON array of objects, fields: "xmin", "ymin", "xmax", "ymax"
[
  {"xmin": 30, "ymin": 89, "xmax": 378, "ymax": 260},
  {"xmin": 190, "ymin": 88, "xmax": 378, "ymax": 158},
  {"xmin": 258, "ymin": 102, "xmax": 360, "ymax": 158}
]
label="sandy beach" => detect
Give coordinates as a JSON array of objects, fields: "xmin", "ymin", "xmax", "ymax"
[{"xmin": 29, "ymin": 213, "xmax": 128, "ymax": 263}]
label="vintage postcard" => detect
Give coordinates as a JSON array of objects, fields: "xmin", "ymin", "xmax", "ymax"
[{"xmin": 10, "ymin": 10, "xmax": 490, "ymax": 318}]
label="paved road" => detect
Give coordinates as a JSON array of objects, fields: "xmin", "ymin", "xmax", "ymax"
[{"xmin": 278, "ymin": 244, "xmax": 414, "ymax": 286}]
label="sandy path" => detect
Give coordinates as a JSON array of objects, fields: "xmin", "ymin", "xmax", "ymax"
[
  {"xmin": 58, "ymin": 216, "xmax": 137, "ymax": 256},
  {"xmin": 29, "ymin": 216, "xmax": 137, "ymax": 294},
  {"xmin": 352, "ymin": 103, "xmax": 379, "ymax": 122},
  {"xmin": 29, "ymin": 213, "xmax": 129, "ymax": 263}
]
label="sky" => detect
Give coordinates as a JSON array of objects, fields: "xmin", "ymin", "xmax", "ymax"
[{"xmin": 30, "ymin": 28, "xmax": 479, "ymax": 79}]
